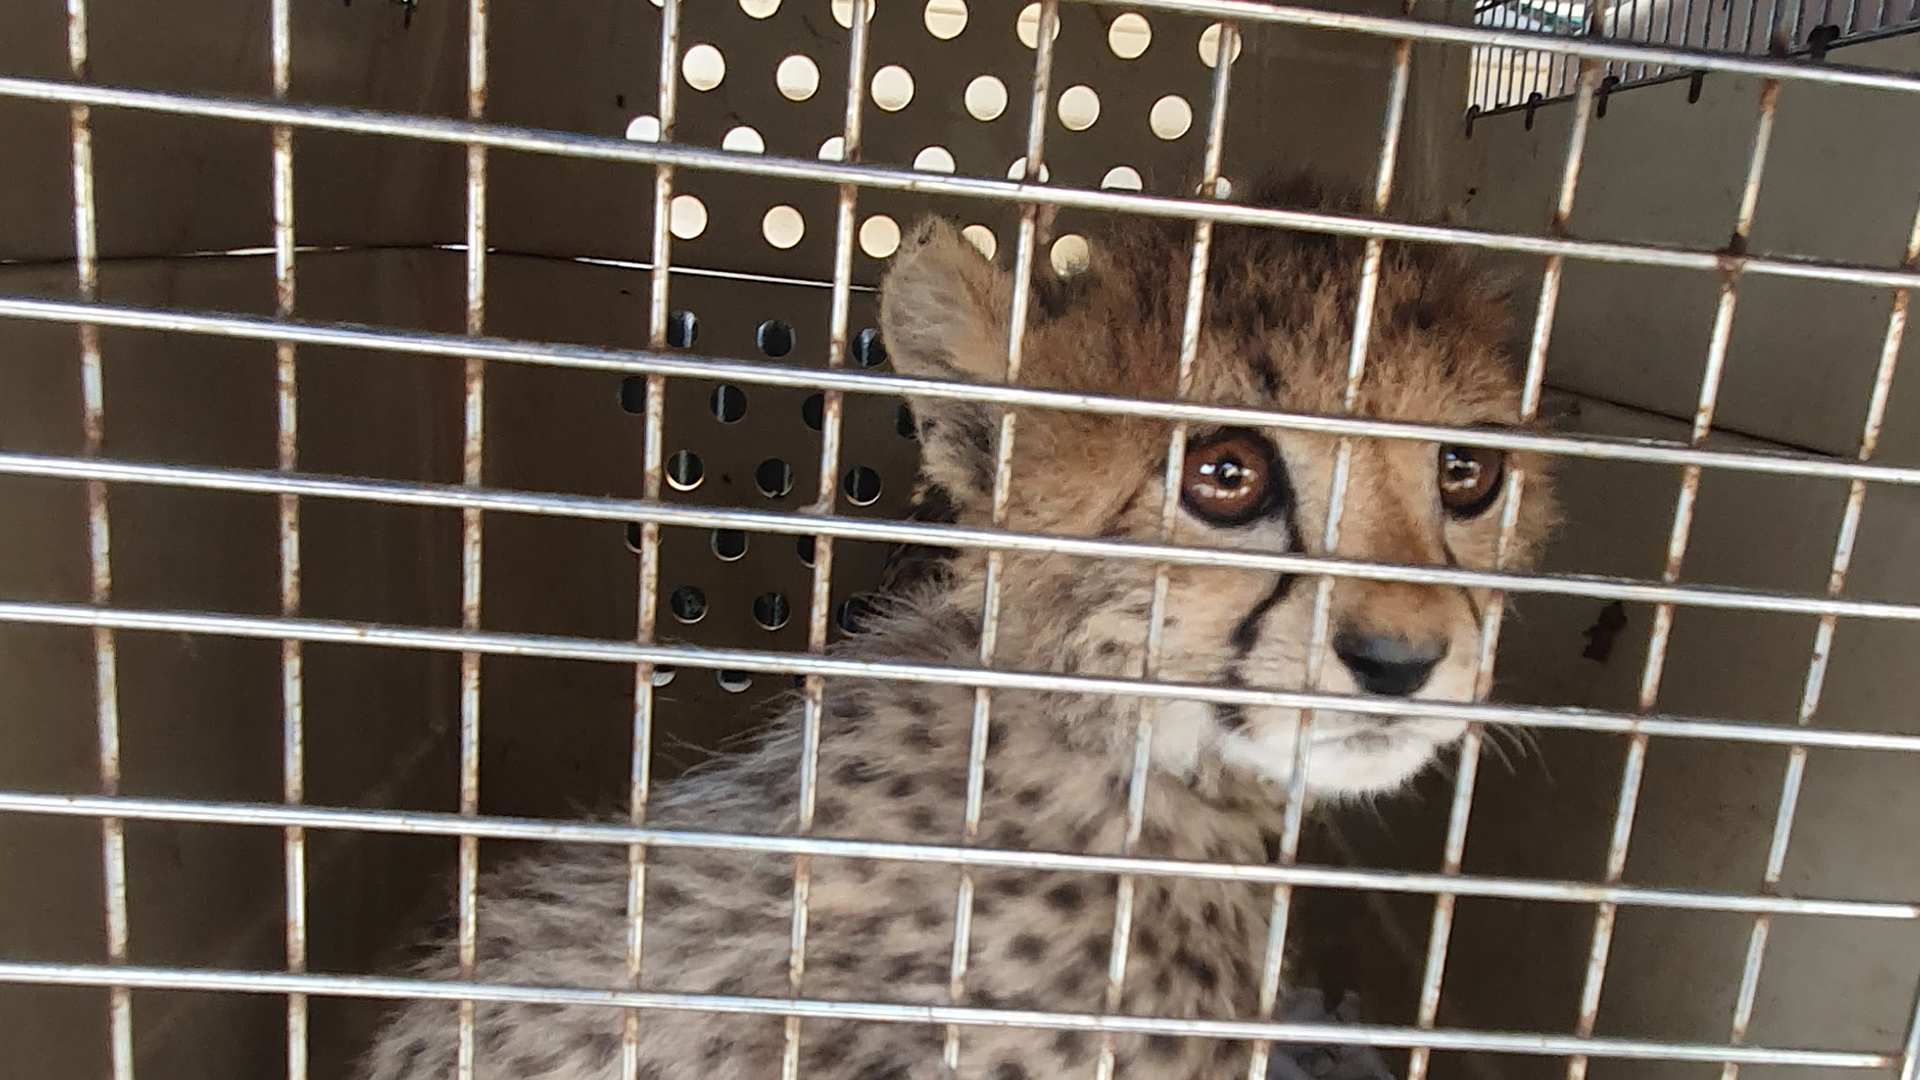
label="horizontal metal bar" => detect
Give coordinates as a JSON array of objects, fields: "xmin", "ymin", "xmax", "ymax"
[
  {"xmin": 4, "ymin": 296, "xmax": 1919, "ymax": 491},
  {"xmin": 0, "ymin": 961, "xmax": 1892, "ymax": 1069},
  {"xmin": 0, "ymin": 78, "xmax": 1918, "ymax": 290},
  {"xmin": 1086, "ymin": 0, "xmax": 1920, "ymax": 96},
  {"xmin": 2, "ymin": 601, "xmax": 1918, "ymax": 756},
  {"xmin": 6, "ymin": 450, "xmax": 1920, "ymax": 625},
  {"xmin": 0, "ymin": 792, "xmax": 1913, "ymax": 921}
]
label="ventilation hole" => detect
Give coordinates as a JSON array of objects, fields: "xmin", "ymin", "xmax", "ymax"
[
  {"xmin": 753, "ymin": 592, "xmax": 792, "ymax": 631},
  {"xmin": 651, "ymin": 666, "xmax": 677, "ymax": 687},
  {"xmin": 717, "ymin": 670, "xmax": 753, "ymax": 693},
  {"xmin": 739, "ymin": 0, "xmax": 779, "ymax": 16},
  {"xmin": 776, "ymin": 54, "xmax": 820, "ymax": 101},
  {"xmin": 871, "ymin": 65, "xmax": 915, "ymax": 112},
  {"xmin": 896, "ymin": 402, "xmax": 917, "ymax": 439},
  {"xmin": 924, "ymin": 0, "xmax": 968, "ymax": 38},
  {"xmin": 756, "ymin": 458, "xmax": 794, "ymax": 498},
  {"xmin": 844, "ymin": 466, "xmax": 883, "ymax": 506},
  {"xmin": 1006, "ymin": 157, "xmax": 1051, "ymax": 183},
  {"xmin": 1101, "ymin": 165, "xmax": 1144, "ymax": 191},
  {"xmin": 624, "ymin": 522, "xmax": 644, "ymax": 552},
  {"xmin": 1016, "ymin": 2, "xmax": 1059, "ymax": 47},
  {"xmin": 667, "ymin": 309, "xmax": 698, "ymax": 348},
  {"xmin": 1199, "ymin": 22, "xmax": 1243, "ymax": 67},
  {"xmin": 860, "ymin": 215, "xmax": 902, "ymax": 258},
  {"xmin": 682, "ymin": 44, "xmax": 726, "ymax": 91},
  {"xmin": 831, "ymin": 0, "xmax": 877, "ymax": 27},
  {"xmin": 711, "ymin": 528, "xmax": 748, "ymax": 561},
  {"xmin": 1150, "ymin": 95, "xmax": 1193, "ymax": 140},
  {"xmin": 722, "ymin": 125, "xmax": 765, "ymax": 153},
  {"xmin": 624, "ymin": 114, "xmax": 661, "ymax": 141},
  {"xmin": 913, "ymin": 146, "xmax": 957, "ymax": 173},
  {"xmin": 818, "ymin": 136, "xmax": 846, "ymax": 161},
  {"xmin": 1050, "ymin": 234, "xmax": 1091, "ymax": 277},
  {"xmin": 757, "ymin": 320, "xmax": 795, "ymax": 358},
  {"xmin": 1201, "ymin": 176, "xmax": 1235, "ymax": 200},
  {"xmin": 1057, "ymin": 85, "xmax": 1100, "ymax": 131},
  {"xmin": 796, "ymin": 535, "xmax": 817, "ymax": 567},
  {"xmin": 762, "ymin": 205, "xmax": 805, "ymax": 249},
  {"xmin": 669, "ymin": 194, "xmax": 708, "ymax": 240},
  {"xmin": 960, "ymin": 224, "xmax": 997, "ymax": 259},
  {"xmin": 837, "ymin": 596, "xmax": 876, "ymax": 635},
  {"xmin": 801, "ymin": 392, "xmax": 825, "ymax": 432},
  {"xmin": 669, "ymin": 585, "xmax": 708, "ymax": 624},
  {"xmin": 1108, "ymin": 12, "xmax": 1151, "ymax": 58},
  {"xmin": 666, "ymin": 450, "xmax": 703, "ymax": 492},
  {"xmin": 619, "ymin": 376, "xmax": 647, "ymax": 413},
  {"xmin": 853, "ymin": 327, "xmax": 888, "ymax": 368},
  {"xmin": 965, "ymin": 75, "xmax": 1007, "ymax": 121}
]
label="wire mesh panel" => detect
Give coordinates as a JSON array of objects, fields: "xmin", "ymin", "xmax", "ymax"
[
  {"xmin": 2, "ymin": 2, "xmax": 1920, "ymax": 1080},
  {"xmin": 1470, "ymin": 0, "xmax": 1920, "ymax": 112}
]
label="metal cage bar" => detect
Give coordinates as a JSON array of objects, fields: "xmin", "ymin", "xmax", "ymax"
[
  {"xmin": 8, "ymin": 598, "xmax": 1918, "ymax": 767},
  {"xmin": 1714, "ymin": 159, "xmax": 1920, "ymax": 1080},
  {"xmin": 1564, "ymin": 78, "xmax": 1780, "ymax": 1080},
  {"xmin": 62, "ymin": 2, "xmax": 133, "ymax": 1078},
  {"xmin": 784, "ymin": 4, "xmax": 872, "ymax": 1077},
  {"xmin": 267, "ymin": 5, "xmax": 307, "ymax": 1080},
  {"xmin": 0, "ymin": 957, "xmax": 1897, "ymax": 1070},
  {"xmin": 619, "ymin": 4, "xmax": 681, "ymax": 1079},
  {"xmin": 454, "ymin": 4, "xmax": 491, "ymax": 1080},
  {"xmin": 1405, "ymin": 55, "xmax": 1605, "ymax": 1080},
  {"xmin": 7, "ymin": 75, "xmax": 1920, "ymax": 292}
]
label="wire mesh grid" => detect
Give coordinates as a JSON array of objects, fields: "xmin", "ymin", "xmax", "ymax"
[
  {"xmin": 2, "ymin": 0, "xmax": 1920, "ymax": 1079},
  {"xmin": 1469, "ymin": 0, "xmax": 1920, "ymax": 113}
]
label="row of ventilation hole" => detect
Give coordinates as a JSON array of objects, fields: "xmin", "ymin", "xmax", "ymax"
[
  {"xmin": 660, "ymin": 0, "xmax": 1243, "ymax": 68},
  {"xmin": 634, "ymin": 188, "xmax": 1103, "ymax": 274}
]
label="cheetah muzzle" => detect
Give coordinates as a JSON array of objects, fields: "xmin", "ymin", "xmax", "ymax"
[{"xmin": 362, "ymin": 176, "xmax": 1557, "ymax": 1080}]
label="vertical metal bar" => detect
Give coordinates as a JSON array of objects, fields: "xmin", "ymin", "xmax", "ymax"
[
  {"xmin": 1564, "ymin": 78, "xmax": 1778, "ymax": 1080},
  {"xmin": 269, "ymin": 5, "xmax": 307, "ymax": 1080},
  {"xmin": 1900, "ymin": 975, "xmax": 1920, "ymax": 1080},
  {"xmin": 949, "ymin": 3, "xmax": 1057, "ymax": 1073},
  {"xmin": 786, "ymin": 4, "xmax": 870, "ymax": 1078},
  {"xmin": 66, "ymin": 4, "xmax": 131, "ymax": 1079},
  {"xmin": 623, "ymin": 3, "xmax": 677, "ymax": 1079},
  {"xmin": 1245, "ymin": 28, "xmax": 1412, "ymax": 1080},
  {"xmin": 1715, "ymin": 185, "xmax": 1920, "ymax": 1080},
  {"xmin": 454, "ymin": 1, "xmax": 489, "ymax": 1078},
  {"xmin": 1404, "ymin": 60, "xmax": 1601, "ymax": 1080}
]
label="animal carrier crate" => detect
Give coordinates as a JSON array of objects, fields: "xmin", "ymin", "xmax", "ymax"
[{"xmin": 1, "ymin": 1, "xmax": 1919, "ymax": 1080}]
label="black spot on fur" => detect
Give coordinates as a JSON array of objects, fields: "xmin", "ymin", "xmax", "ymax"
[
  {"xmin": 857, "ymin": 1058, "xmax": 909, "ymax": 1080},
  {"xmin": 815, "ymin": 799, "xmax": 846, "ymax": 828},
  {"xmin": 588, "ymin": 1031, "xmax": 620, "ymax": 1070},
  {"xmin": 828, "ymin": 951, "xmax": 862, "ymax": 972},
  {"xmin": 1052, "ymin": 1030, "xmax": 1090, "ymax": 1063},
  {"xmin": 903, "ymin": 724, "xmax": 938, "ymax": 750},
  {"xmin": 711, "ymin": 975, "xmax": 745, "ymax": 995},
  {"xmin": 1015, "ymin": 785, "xmax": 1046, "ymax": 808},
  {"xmin": 1045, "ymin": 882, "xmax": 1085, "ymax": 914},
  {"xmin": 1147, "ymin": 1035, "xmax": 1182, "ymax": 1060},
  {"xmin": 1010, "ymin": 933, "xmax": 1047, "ymax": 962},
  {"xmin": 702, "ymin": 1036, "xmax": 732, "ymax": 1063},
  {"xmin": 763, "ymin": 872, "xmax": 792, "ymax": 899},
  {"xmin": 1174, "ymin": 946, "xmax": 1219, "ymax": 992},
  {"xmin": 833, "ymin": 759, "xmax": 877, "ymax": 786},
  {"xmin": 887, "ymin": 954, "xmax": 920, "ymax": 980},
  {"xmin": 1213, "ymin": 704, "xmax": 1248, "ymax": 731},
  {"xmin": 991, "ymin": 1063, "xmax": 1029, "ymax": 1080},
  {"xmin": 1081, "ymin": 935, "xmax": 1111, "ymax": 966},
  {"xmin": 986, "ymin": 720, "xmax": 1007, "ymax": 750},
  {"xmin": 1135, "ymin": 927, "xmax": 1161, "ymax": 958},
  {"xmin": 990, "ymin": 874, "xmax": 1034, "ymax": 898},
  {"xmin": 990, "ymin": 822, "xmax": 1030, "ymax": 849},
  {"xmin": 1154, "ymin": 969, "xmax": 1173, "ymax": 995},
  {"xmin": 1202, "ymin": 901, "xmax": 1222, "ymax": 928},
  {"xmin": 886, "ymin": 775, "xmax": 918, "ymax": 798},
  {"xmin": 907, "ymin": 806, "xmax": 937, "ymax": 833}
]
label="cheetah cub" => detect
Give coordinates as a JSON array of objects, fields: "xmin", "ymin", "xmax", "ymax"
[{"xmin": 364, "ymin": 180, "xmax": 1557, "ymax": 1080}]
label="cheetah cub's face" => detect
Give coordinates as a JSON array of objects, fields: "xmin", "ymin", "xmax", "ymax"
[{"xmin": 879, "ymin": 198, "xmax": 1557, "ymax": 802}]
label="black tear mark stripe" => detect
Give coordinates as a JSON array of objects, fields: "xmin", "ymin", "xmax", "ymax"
[
  {"xmin": 1441, "ymin": 541, "xmax": 1484, "ymax": 626},
  {"xmin": 1227, "ymin": 522, "xmax": 1306, "ymax": 657}
]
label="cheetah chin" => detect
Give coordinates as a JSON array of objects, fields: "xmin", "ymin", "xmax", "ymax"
[{"xmin": 362, "ymin": 175, "xmax": 1557, "ymax": 1080}]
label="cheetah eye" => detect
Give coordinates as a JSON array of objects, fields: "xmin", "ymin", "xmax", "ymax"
[
  {"xmin": 1182, "ymin": 429, "xmax": 1285, "ymax": 527},
  {"xmin": 1438, "ymin": 444, "xmax": 1507, "ymax": 519}
]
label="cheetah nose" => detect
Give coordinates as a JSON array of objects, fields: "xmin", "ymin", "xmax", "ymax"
[{"xmin": 1332, "ymin": 631, "xmax": 1448, "ymax": 697}]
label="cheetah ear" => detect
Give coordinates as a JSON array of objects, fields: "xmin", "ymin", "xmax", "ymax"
[
  {"xmin": 879, "ymin": 218, "xmax": 1014, "ymax": 383},
  {"xmin": 879, "ymin": 219, "xmax": 1016, "ymax": 509}
]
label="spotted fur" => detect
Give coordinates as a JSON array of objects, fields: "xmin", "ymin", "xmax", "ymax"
[{"xmin": 362, "ymin": 177, "xmax": 1557, "ymax": 1080}]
